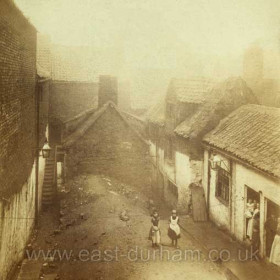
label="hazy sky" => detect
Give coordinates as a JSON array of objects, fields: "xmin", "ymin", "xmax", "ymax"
[{"xmin": 15, "ymin": 0, "xmax": 280, "ymax": 73}]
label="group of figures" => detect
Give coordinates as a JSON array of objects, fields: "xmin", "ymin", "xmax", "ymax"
[
  {"xmin": 246, "ymin": 198, "xmax": 280, "ymax": 265},
  {"xmin": 149, "ymin": 210, "xmax": 181, "ymax": 248}
]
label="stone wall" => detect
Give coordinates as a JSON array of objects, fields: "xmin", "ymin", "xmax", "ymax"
[
  {"xmin": 66, "ymin": 106, "xmax": 151, "ymax": 191},
  {"xmin": 0, "ymin": 0, "xmax": 37, "ymax": 197}
]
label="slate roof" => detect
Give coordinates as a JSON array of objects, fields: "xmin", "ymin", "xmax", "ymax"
[
  {"xmin": 203, "ymin": 104, "xmax": 280, "ymax": 178},
  {"xmin": 168, "ymin": 78, "xmax": 214, "ymax": 104},
  {"xmin": 63, "ymin": 102, "xmax": 148, "ymax": 148},
  {"xmin": 175, "ymin": 77, "xmax": 257, "ymax": 140},
  {"xmin": 122, "ymin": 112, "xmax": 147, "ymax": 138}
]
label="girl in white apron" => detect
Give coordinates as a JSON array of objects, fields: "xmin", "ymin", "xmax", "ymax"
[{"xmin": 168, "ymin": 210, "xmax": 181, "ymax": 248}]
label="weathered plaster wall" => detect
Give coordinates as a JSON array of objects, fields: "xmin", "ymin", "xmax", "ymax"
[
  {"xmin": 150, "ymin": 139, "xmax": 204, "ymax": 212},
  {"xmin": 175, "ymin": 152, "xmax": 190, "ymax": 211},
  {"xmin": 207, "ymin": 153, "xmax": 231, "ymax": 231},
  {"xmin": 0, "ymin": 160, "xmax": 45, "ymax": 279}
]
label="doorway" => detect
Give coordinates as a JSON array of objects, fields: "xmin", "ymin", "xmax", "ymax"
[
  {"xmin": 265, "ymin": 199, "xmax": 280, "ymax": 258},
  {"xmin": 245, "ymin": 186, "xmax": 260, "ymax": 243}
]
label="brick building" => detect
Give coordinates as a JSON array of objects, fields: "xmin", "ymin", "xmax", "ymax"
[
  {"xmin": 0, "ymin": 2, "xmax": 52, "ymax": 278},
  {"xmin": 0, "ymin": 1, "xmax": 46, "ymax": 279},
  {"xmin": 243, "ymin": 44, "xmax": 280, "ymax": 107},
  {"xmin": 203, "ymin": 105, "xmax": 280, "ymax": 260}
]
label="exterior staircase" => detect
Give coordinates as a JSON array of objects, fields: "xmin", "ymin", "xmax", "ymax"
[{"xmin": 42, "ymin": 148, "xmax": 57, "ymax": 206}]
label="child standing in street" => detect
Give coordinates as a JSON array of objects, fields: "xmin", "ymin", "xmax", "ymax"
[
  {"xmin": 168, "ymin": 210, "xmax": 181, "ymax": 248},
  {"xmin": 149, "ymin": 210, "xmax": 161, "ymax": 247}
]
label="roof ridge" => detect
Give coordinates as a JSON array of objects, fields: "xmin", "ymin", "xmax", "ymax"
[{"xmin": 63, "ymin": 101, "xmax": 148, "ymax": 148}]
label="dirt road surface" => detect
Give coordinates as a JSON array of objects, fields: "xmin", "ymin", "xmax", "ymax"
[{"xmin": 28, "ymin": 175, "xmax": 226, "ymax": 280}]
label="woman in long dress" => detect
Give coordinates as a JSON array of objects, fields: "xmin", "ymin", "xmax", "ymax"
[
  {"xmin": 251, "ymin": 212, "xmax": 260, "ymax": 252},
  {"xmin": 149, "ymin": 211, "xmax": 161, "ymax": 247},
  {"xmin": 247, "ymin": 203, "xmax": 260, "ymax": 240},
  {"xmin": 270, "ymin": 218, "xmax": 280, "ymax": 266},
  {"xmin": 168, "ymin": 210, "xmax": 180, "ymax": 248}
]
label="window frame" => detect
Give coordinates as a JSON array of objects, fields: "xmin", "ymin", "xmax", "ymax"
[{"xmin": 215, "ymin": 165, "xmax": 230, "ymax": 205}]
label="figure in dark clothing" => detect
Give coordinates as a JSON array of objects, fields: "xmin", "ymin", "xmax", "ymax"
[
  {"xmin": 149, "ymin": 211, "xmax": 161, "ymax": 247},
  {"xmin": 251, "ymin": 212, "xmax": 260, "ymax": 253},
  {"xmin": 265, "ymin": 214, "xmax": 278, "ymax": 257}
]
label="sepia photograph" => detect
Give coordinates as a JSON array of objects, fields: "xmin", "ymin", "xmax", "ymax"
[{"xmin": 0, "ymin": 0, "xmax": 280, "ymax": 279}]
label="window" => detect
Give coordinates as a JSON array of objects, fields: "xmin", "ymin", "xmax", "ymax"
[{"xmin": 215, "ymin": 166, "xmax": 230, "ymax": 204}]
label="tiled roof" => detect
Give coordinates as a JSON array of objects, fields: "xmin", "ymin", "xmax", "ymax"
[
  {"xmin": 168, "ymin": 78, "xmax": 214, "ymax": 104},
  {"xmin": 145, "ymin": 101, "xmax": 165, "ymax": 127},
  {"xmin": 203, "ymin": 104, "xmax": 280, "ymax": 178},
  {"xmin": 122, "ymin": 112, "xmax": 147, "ymax": 138},
  {"xmin": 175, "ymin": 77, "xmax": 257, "ymax": 139},
  {"xmin": 63, "ymin": 102, "xmax": 148, "ymax": 148}
]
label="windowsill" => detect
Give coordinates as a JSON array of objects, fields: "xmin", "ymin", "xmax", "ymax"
[{"xmin": 215, "ymin": 195, "xmax": 229, "ymax": 207}]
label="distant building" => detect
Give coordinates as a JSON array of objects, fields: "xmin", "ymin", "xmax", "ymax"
[
  {"xmin": 47, "ymin": 45, "xmax": 99, "ymax": 145},
  {"xmin": 147, "ymin": 77, "xmax": 257, "ymax": 212},
  {"xmin": 243, "ymin": 43, "xmax": 280, "ymax": 107},
  {"xmin": 99, "ymin": 75, "xmax": 118, "ymax": 108},
  {"xmin": 118, "ymin": 81, "xmax": 131, "ymax": 112},
  {"xmin": 243, "ymin": 44, "xmax": 264, "ymax": 82},
  {"xmin": 203, "ymin": 104, "xmax": 280, "ymax": 260}
]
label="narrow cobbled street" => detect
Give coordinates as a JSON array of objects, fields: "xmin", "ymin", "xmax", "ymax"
[{"xmin": 25, "ymin": 175, "xmax": 225, "ymax": 280}]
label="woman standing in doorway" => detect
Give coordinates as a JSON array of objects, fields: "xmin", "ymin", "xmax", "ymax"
[
  {"xmin": 168, "ymin": 210, "xmax": 181, "ymax": 248},
  {"xmin": 247, "ymin": 203, "xmax": 260, "ymax": 240}
]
